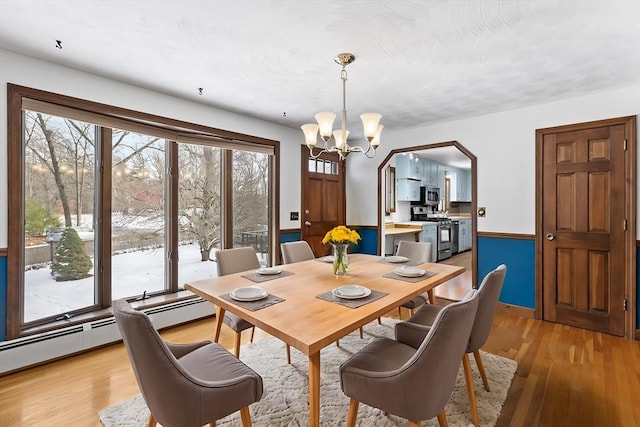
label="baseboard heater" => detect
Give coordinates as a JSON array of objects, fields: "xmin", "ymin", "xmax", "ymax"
[{"xmin": 0, "ymin": 298, "xmax": 215, "ymax": 375}]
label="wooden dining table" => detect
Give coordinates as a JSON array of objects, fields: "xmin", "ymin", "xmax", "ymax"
[{"xmin": 185, "ymin": 253, "xmax": 465, "ymax": 427}]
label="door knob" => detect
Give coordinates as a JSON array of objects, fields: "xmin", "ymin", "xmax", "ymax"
[
  {"xmin": 304, "ymin": 221, "xmax": 312, "ymax": 226},
  {"xmin": 546, "ymin": 233, "xmax": 555, "ymax": 241},
  {"xmin": 304, "ymin": 209, "xmax": 310, "ymax": 214}
]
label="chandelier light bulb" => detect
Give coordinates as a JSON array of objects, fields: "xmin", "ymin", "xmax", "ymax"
[
  {"xmin": 333, "ymin": 129, "xmax": 350, "ymax": 149},
  {"xmin": 314, "ymin": 112, "xmax": 336, "ymax": 141},
  {"xmin": 301, "ymin": 123, "xmax": 319, "ymax": 147},
  {"xmin": 360, "ymin": 113, "xmax": 382, "ymax": 141},
  {"xmin": 371, "ymin": 125, "xmax": 383, "ymax": 148}
]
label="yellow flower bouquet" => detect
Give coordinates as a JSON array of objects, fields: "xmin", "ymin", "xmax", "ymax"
[{"xmin": 322, "ymin": 226, "xmax": 361, "ymax": 275}]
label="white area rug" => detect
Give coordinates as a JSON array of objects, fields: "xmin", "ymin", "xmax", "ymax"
[{"xmin": 99, "ymin": 319, "xmax": 517, "ymax": 426}]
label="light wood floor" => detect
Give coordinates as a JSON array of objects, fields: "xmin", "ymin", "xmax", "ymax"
[{"xmin": 1, "ymin": 253, "xmax": 639, "ymax": 426}]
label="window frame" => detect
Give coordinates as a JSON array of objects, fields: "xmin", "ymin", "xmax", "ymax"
[{"xmin": 6, "ymin": 84, "xmax": 280, "ymax": 339}]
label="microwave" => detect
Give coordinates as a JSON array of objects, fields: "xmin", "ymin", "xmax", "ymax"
[{"xmin": 420, "ymin": 186, "xmax": 440, "ymax": 206}]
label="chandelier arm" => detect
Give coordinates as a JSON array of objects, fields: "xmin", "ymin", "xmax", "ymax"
[
  {"xmin": 363, "ymin": 146, "xmax": 377, "ymax": 159},
  {"xmin": 307, "ymin": 146, "xmax": 328, "ymax": 160}
]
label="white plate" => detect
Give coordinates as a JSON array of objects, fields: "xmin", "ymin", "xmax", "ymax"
[
  {"xmin": 394, "ymin": 267, "xmax": 426, "ymax": 278},
  {"xmin": 384, "ymin": 255, "xmax": 408, "ymax": 263},
  {"xmin": 320, "ymin": 255, "xmax": 335, "ymax": 263},
  {"xmin": 332, "ymin": 285, "xmax": 372, "ymax": 300},
  {"xmin": 256, "ymin": 267, "xmax": 282, "ymax": 275},
  {"xmin": 230, "ymin": 286, "xmax": 268, "ymax": 301}
]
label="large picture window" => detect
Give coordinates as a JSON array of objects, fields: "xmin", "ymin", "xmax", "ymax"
[{"xmin": 7, "ymin": 84, "xmax": 279, "ymax": 339}]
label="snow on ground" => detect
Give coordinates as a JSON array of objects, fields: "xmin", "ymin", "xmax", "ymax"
[{"xmin": 24, "ymin": 244, "xmax": 216, "ymax": 322}]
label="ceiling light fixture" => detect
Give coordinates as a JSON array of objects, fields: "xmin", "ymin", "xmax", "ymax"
[{"xmin": 301, "ymin": 53, "xmax": 383, "ymax": 161}]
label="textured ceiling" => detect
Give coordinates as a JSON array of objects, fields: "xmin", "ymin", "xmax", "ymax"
[{"xmin": 1, "ymin": 0, "xmax": 639, "ymax": 145}]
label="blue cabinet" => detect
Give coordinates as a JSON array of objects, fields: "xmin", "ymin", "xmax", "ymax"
[
  {"xmin": 422, "ymin": 159, "xmax": 438, "ymax": 187},
  {"xmin": 397, "ymin": 179, "xmax": 420, "ymax": 201},
  {"xmin": 395, "ymin": 153, "xmax": 422, "ymax": 180},
  {"xmin": 456, "ymin": 170, "xmax": 471, "ymax": 202},
  {"xmin": 458, "ymin": 219, "xmax": 472, "ymax": 251},
  {"xmin": 420, "ymin": 223, "xmax": 438, "ymax": 263}
]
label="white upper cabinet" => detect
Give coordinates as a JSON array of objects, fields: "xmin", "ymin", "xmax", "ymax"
[{"xmin": 395, "ymin": 153, "xmax": 422, "ymax": 180}]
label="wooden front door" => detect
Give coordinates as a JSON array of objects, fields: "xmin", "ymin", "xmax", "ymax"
[
  {"xmin": 300, "ymin": 147, "xmax": 345, "ymax": 257},
  {"xmin": 537, "ymin": 117, "xmax": 636, "ymax": 337}
]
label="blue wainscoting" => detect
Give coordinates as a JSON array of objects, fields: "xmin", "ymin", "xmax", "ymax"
[
  {"xmin": 0, "ymin": 237, "xmax": 636, "ymax": 342},
  {"xmin": 477, "ymin": 236, "xmax": 536, "ymax": 309},
  {"xmin": 637, "ymin": 247, "xmax": 640, "ymax": 329},
  {"xmin": 355, "ymin": 228, "xmax": 537, "ymax": 309},
  {"xmin": 279, "ymin": 230, "xmax": 301, "ymax": 244},
  {"xmin": 351, "ymin": 227, "xmax": 378, "ymax": 255},
  {"xmin": 0, "ymin": 256, "xmax": 6, "ymax": 341}
]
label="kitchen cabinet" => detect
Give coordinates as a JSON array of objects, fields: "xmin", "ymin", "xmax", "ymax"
[
  {"xmin": 395, "ymin": 153, "xmax": 422, "ymax": 180},
  {"xmin": 437, "ymin": 163, "xmax": 446, "ymax": 193},
  {"xmin": 396, "ymin": 178, "xmax": 420, "ymax": 201},
  {"xmin": 419, "ymin": 223, "xmax": 438, "ymax": 263},
  {"xmin": 422, "ymin": 159, "xmax": 438, "ymax": 187},
  {"xmin": 455, "ymin": 170, "xmax": 471, "ymax": 202},
  {"xmin": 458, "ymin": 219, "xmax": 472, "ymax": 252}
]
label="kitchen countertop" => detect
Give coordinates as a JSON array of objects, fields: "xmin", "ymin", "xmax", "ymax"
[{"xmin": 384, "ymin": 224, "xmax": 422, "ymax": 235}]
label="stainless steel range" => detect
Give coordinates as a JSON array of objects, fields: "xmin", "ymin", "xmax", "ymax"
[{"xmin": 411, "ymin": 207, "xmax": 452, "ymax": 261}]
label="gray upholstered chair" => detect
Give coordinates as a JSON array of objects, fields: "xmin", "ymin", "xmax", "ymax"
[
  {"xmin": 113, "ymin": 299, "xmax": 263, "ymax": 427},
  {"xmin": 396, "ymin": 241, "xmax": 433, "ymax": 319},
  {"xmin": 340, "ymin": 289, "xmax": 479, "ymax": 427},
  {"xmin": 279, "ymin": 240, "xmax": 363, "ymax": 343},
  {"xmin": 215, "ymin": 246, "xmax": 292, "ymax": 363},
  {"xmin": 280, "ymin": 240, "xmax": 315, "ymax": 264},
  {"xmin": 396, "ymin": 264, "xmax": 507, "ymax": 427},
  {"xmin": 214, "ymin": 247, "xmax": 261, "ymax": 358}
]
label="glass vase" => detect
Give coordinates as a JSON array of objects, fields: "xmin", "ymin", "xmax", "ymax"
[{"xmin": 331, "ymin": 243, "xmax": 349, "ymax": 276}]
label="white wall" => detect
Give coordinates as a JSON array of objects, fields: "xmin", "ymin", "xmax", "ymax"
[
  {"xmin": 348, "ymin": 85, "xmax": 640, "ymax": 235},
  {"xmin": 2, "ymin": 48, "xmax": 640, "ymax": 242},
  {"xmin": 0, "ymin": 49, "xmax": 304, "ymax": 247}
]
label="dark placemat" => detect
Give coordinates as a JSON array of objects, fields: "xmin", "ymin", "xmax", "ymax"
[
  {"xmin": 219, "ymin": 293, "xmax": 285, "ymax": 311},
  {"xmin": 316, "ymin": 289, "xmax": 388, "ymax": 309},
  {"xmin": 383, "ymin": 270, "xmax": 438, "ymax": 283},
  {"xmin": 241, "ymin": 270, "xmax": 295, "ymax": 283},
  {"xmin": 377, "ymin": 257, "xmax": 423, "ymax": 267}
]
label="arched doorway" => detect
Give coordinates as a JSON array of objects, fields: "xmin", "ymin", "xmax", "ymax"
[{"xmin": 378, "ymin": 141, "xmax": 478, "ymax": 285}]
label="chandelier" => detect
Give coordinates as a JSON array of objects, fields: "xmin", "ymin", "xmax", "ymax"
[{"xmin": 301, "ymin": 53, "xmax": 383, "ymax": 161}]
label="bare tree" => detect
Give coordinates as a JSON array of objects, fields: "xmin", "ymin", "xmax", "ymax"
[{"xmin": 178, "ymin": 145, "xmax": 221, "ymax": 261}]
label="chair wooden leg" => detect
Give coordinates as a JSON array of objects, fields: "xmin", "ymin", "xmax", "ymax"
[
  {"xmin": 250, "ymin": 326, "xmax": 255, "ymax": 343},
  {"xmin": 436, "ymin": 410, "xmax": 448, "ymax": 427},
  {"xmin": 336, "ymin": 339, "xmax": 340, "ymax": 347},
  {"xmin": 214, "ymin": 307, "xmax": 225, "ymax": 343},
  {"xmin": 286, "ymin": 343, "xmax": 291, "ymax": 364},
  {"xmin": 410, "ymin": 308, "xmax": 415, "ymax": 316},
  {"xmin": 409, "ymin": 422, "xmax": 422, "ymax": 427},
  {"xmin": 239, "ymin": 406, "xmax": 252, "ymax": 426},
  {"xmin": 234, "ymin": 332, "xmax": 242, "ymax": 358},
  {"xmin": 462, "ymin": 353, "xmax": 480, "ymax": 427},
  {"xmin": 210, "ymin": 422, "xmax": 216, "ymax": 427},
  {"xmin": 397, "ymin": 306, "xmax": 402, "ymax": 319},
  {"xmin": 346, "ymin": 398, "xmax": 359, "ymax": 427},
  {"xmin": 147, "ymin": 414, "xmax": 157, "ymax": 427},
  {"xmin": 377, "ymin": 317, "xmax": 382, "ymax": 324},
  {"xmin": 473, "ymin": 350, "xmax": 490, "ymax": 391},
  {"xmin": 359, "ymin": 327, "xmax": 363, "ymax": 339}
]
